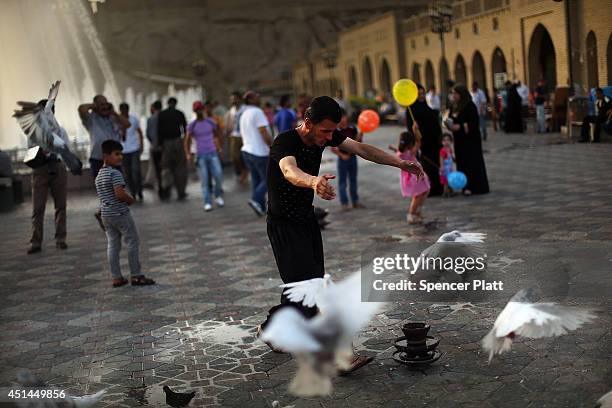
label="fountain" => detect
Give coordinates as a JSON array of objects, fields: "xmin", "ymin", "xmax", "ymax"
[{"xmin": 392, "ymin": 322, "xmax": 442, "ymax": 366}]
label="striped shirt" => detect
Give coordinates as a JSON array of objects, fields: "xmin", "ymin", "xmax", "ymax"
[{"xmin": 95, "ymin": 166, "xmax": 129, "ymax": 217}]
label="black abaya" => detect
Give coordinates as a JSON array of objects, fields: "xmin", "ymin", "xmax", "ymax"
[
  {"xmin": 451, "ymin": 101, "xmax": 490, "ymax": 194},
  {"xmin": 406, "ymin": 102, "xmax": 443, "ymax": 196},
  {"xmin": 504, "ymin": 86, "xmax": 524, "ymax": 133}
]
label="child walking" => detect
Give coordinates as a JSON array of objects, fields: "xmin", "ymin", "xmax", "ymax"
[
  {"xmin": 439, "ymin": 134, "xmax": 455, "ymax": 197},
  {"xmin": 95, "ymin": 140, "xmax": 156, "ymax": 287},
  {"xmin": 389, "ymin": 131, "xmax": 430, "ymax": 224},
  {"xmin": 331, "ymin": 109, "xmax": 364, "ymax": 210}
]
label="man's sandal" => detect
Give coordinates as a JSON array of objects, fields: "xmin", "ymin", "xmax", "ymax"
[
  {"xmin": 112, "ymin": 277, "xmax": 129, "ymax": 288},
  {"xmin": 131, "ymin": 276, "xmax": 156, "ymax": 286}
]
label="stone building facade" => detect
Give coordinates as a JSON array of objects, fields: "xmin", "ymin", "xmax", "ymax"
[{"xmin": 293, "ymin": 0, "xmax": 611, "ymax": 101}]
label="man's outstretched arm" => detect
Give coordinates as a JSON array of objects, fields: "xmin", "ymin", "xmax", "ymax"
[
  {"xmin": 338, "ymin": 138, "xmax": 423, "ymax": 177},
  {"xmin": 278, "ymin": 156, "xmax": 335, "ymax": 200}
]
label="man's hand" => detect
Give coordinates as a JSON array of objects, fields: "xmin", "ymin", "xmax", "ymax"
[
  {"xmin": 311, "ymin": 174, "xmax": 336, "ymax": 200},
  {"xmin": 400, "ymin": 160, "xmax": 424, "ymax": 181}
]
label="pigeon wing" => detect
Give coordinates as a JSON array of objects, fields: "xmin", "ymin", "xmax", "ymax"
[
  {"xmin": 280, "ymin": 276, "xmax": 332, "ymax": 308},
  {"xmin": 420, "ymin": 242, "xmax": 486, "ymax": 274},
  {"xmin": 455, "ymin": 232, "xmax": 487, "ymax": 243},
  {"xmin": 45, "ymin": 81, "xmax": 61, "ymax": 113},
  {"xmin": 514, "ymin": 303, "xmax": 595, "ymax": 339},
  {"xmin": 260, "ymin": 307, "xmax": 322, "ymax": 353},
  {"xmin": 13, "ymin": 102, "xmax": 46, "ymax": 144},
  {"xmin": 598, "ymin": 390, "xmax": 612, "ymax": 408},
  {"xmin": 70, "ymin": 389, "xmax": 107, "ymax": 408}
]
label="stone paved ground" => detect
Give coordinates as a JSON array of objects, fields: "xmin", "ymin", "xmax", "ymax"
[{"xmin": 1, "ymin": 126, "xmax": 611, "ymax": 408}]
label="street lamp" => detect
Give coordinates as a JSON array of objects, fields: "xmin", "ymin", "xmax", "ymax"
[
  {"xmin": 429, "ymin": 1, "xmax": 453, "ymax": 60},
  {"xmin": 323, "ymin": 51, "xmax": 337, "ymax": 96},
  {"xmin": 192, "ymin": 59, "xmax": 207, "ymax": 100}
]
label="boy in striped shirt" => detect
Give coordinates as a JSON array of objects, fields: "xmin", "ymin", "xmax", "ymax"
[{"xmin": 95, "ymin": 140, "xmax": 155, "ymax": 287}]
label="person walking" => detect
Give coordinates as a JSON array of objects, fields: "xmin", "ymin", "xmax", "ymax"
[
  {"xmin": 157, "ymin": 97, "xmax": 188, "ymax": 200},
  {"xmin": 184, "ymin": 101, "xmax": 224, "ymax": 211},
  {"xmin": 224, "ymin": 92, "xmax": 248, "ymax": 185},
  {"xmin": 331, "ymin": 109, "xmax": 363, "ymax": 210},
  {"xmin": 580, "ymin": 87, "xmax": 612, "ymax": 143},
  {"xmin": 119, "ymin": 103, "xmax": 144, "ymax": 202},
  {"xmin": 426, "ymin": 84, "xmax": 441, "ymax": 118},
  {"xmin": 240, "ymin": 91, "xmax": 272, "ymax": 216},
  {"xmin": 534, "ymin": 80, "xmax": 547, "ymax": 133},
  {"xmin": 273, "ymin": 94, "xmax": 297, "ymax": 134},
  {"xmin": 470, "ymin": 82, "xmax": 488, "ymax": 141}
]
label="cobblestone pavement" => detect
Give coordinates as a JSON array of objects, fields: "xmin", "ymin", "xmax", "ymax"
[{"xmin": 1, "ymin": 126, "xmax": 611, "ymax": 407}]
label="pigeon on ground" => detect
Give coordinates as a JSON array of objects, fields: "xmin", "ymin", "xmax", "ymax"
[
  {"xmin": 163, "ymin": 385, "xmax": 195, "ymax": 407},
  {"xmin": 481, "ymin": 288, "xmax": 595, "ymax": 363},
  {"xmin": 280, "ymin": 274, "xmax": 334, "ymax": 309},
  {"xmin": 15, "ymin": 369, "xmax": 107, "ymax": 408},
  {"xmin": 261, "ymin": 272, "xmax": 382, "ymax": 397},
  {"xmin": 418, "ymin": 230, "xmax": 487, "ymax": 274},
  {"xmin": 597, "ymin": 390, "xmax": 612, "ymax": 408},
  {"xmin": 13, "ymin": 81, "xmax": 83, "ymax": 175}
]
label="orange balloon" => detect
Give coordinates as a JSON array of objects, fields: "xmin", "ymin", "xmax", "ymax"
[{"xmin": 357, "ymin": 109, "xmax": 380, "ymax": 133}]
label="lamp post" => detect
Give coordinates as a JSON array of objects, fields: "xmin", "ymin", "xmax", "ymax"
[
  {"xmin": 323, "ymin": 51, "xmax": 337, "ymax": 96},
  {"xmin": 192, "ymin": 59, "xmax": 207, "ymax": 101},
  {"xmin": 429, "ymin": 2, "xmax": 452, "ymax": 60}
]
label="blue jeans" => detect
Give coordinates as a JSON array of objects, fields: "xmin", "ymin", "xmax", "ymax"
[
  {"xmin": 337, "ymin": 155, "xmax": 358, "ymax": 205},
  {"xmin": 479, "ymin": 114, "xmax": 488, "ymax": 140},
  {"xmin": 536, "ymin": 104, "xmax": 546, "ymax": 133},
  {"xmin": 241, "ymin": 151, "xmax": 268, "ymax": 210},
  {"xmin": 196, "ymin": 152, "xmax": 223, "ymax": 205}
]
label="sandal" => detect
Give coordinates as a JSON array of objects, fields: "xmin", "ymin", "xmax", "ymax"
[
  {"xmin": 131, "ymin": 276, "xmax": 156, "ymax": 286},
  {"xmin": 338, "ymin": 355, "xmax": 374, "ymax": 376},
  {"xmin": 112, "ymin": 277, "xmax": 128, "ymax": 288}
]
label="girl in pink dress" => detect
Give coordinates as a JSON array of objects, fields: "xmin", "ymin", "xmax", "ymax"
[{"xmin": 389, "ymin": 131, "xmax": 430, "ymax": 224}]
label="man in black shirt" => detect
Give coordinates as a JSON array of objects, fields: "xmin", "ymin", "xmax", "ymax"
[
  {"xmin": 580, "ymin": 88, "xmax": 612, "ymax": 143},
  {"xmin": 262, "ymin": 96, "xmax": 423, "ymax": 370},
  {"xmin": 158, "ymin": 97, "xmax": 188, "ymax": 199}
]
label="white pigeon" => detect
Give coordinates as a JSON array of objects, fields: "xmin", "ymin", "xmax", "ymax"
[
  {"xmin": 15, "ymin": 369, "xmax": 107, "ymax": 407},
  {"xmin": 261, "ymin": 272, "xmax": 382, "ymax": 397},
  {"xmin": 13, "ymin": 81, "xmax": 83, "ymax": 175},
  {"xmin": 481, "ymin": 289, "xmax": 595, "ymax": 363},
  {"xmin": 598, "ymin": 390, "xmax": 612, "ymax": 408},
  {"xmin": 280, "ymin": 274, "xmax": 334, "ymax": 308},
  {"xmin": 419, "ymin": 230, "xmax": 487, "ymax": 274}
]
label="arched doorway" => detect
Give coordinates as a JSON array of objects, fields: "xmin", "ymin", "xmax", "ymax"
[
  {"xmin": 608, "ymin": 34, "xmax": 612, "ymax": 85},
  {"xmin": 528, "ymin": 24, "xmax": 557, "ymax": 89},
  {"xmin": 472, "ymin": 51, "xmax": 486, "ymax": 90},
  {"xmin": 491, "ymin": 47, "xmax": 507, "ymax": 91},
  {"xmin": 380, "ymin": 58, "xmax": 392, "ymax": 94},
  {"xmin": 454, "ymin": 54, "xmax": 467, "ymax": 86},
  {"xmin": 412, "ymin": 63, "xmax": 421, "ymax": 85},
  {"xmin": 586, "ymin": 31, "xmax": 599, "ymax": 89},
  {"xmin": 439, "ymin": 58, "xmax": 450, "ymax": 106},
  {"xmin": 425, "ymin": 60, "xmax": 435, "ymax": 90},
  {"xmin": 348, "ymin": 66, "xmax": 358, "ymax": 96},
  {"xmin": 362, "ymin": 57, "xmax": 374, "ymax": 97}
]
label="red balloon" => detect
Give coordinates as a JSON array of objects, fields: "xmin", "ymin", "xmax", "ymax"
[{"xmin": 358, "ymin": 109, "xmax": 380, "ymax": 133}]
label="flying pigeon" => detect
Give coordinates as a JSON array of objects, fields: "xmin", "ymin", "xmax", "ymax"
[
  {"xmin": 280, "ymin": 274, "xmax": 334, "ymax": 308},
  {"xmin": 13, "ymin": 81, "xmax": 83, "ymax": 175},
  {"xmin": 163, "ymin": 385, "xmax": 195, "ymax": 407},
  {"xmin": 597, "ymin": 390, "xmax": 612, "ymax": 408},
  {"xmin": 261, "ymin": 272, "xmax": 382, "ymax": 397},
  {"xmin": 419, "ymin": 230, "xmax": 487, "ymax": 274},
  {"xmin": 481, "ymin": 288, "xmax": 595, "ymax": 363},
  {"xmin": 15, "ymin": 369, "xmax": 107, "ymax": 407}
]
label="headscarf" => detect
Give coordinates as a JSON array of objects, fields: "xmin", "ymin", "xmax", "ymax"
[{"xmin": 452, "ymin": 84, "xmax": 472, "ymax": 114}]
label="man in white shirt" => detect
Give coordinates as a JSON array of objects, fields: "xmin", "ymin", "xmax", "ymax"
[
  {"xmin": 426, "ymin": 85, "xmax": 441, "ymax": 117},
  {"xmin": 470, "ymin": 82, "xmax": 488, "ymax": 140},
  {"xmin": 516, "ymin": 81, "xmax": 529, "ymax": 131},
  {"xmin": 119, "ymin": 103, "xmax": 144, "ymax": 201},
  {"xmin": 240, "ymin": 91, "xmax": 273, "ymax": 216}
]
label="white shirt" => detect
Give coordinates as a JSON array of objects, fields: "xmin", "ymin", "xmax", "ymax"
[
  {"xmin": 470, "ymin": 89, "xmax": 487, "ymax": 115},
  {"xmin": 517, "ymin": 84, "xmax": 529, "ymax": 106},
  {"xmin": 122, "ymin": 115, "xmax": 141, "ymax": 154},
  {"xmin": 426, "ymin": 91, "xmax": 441, "ymax": 110},
  {"xmin": 224, "ymin": 105, "xmax": 241, "ymax": 137},
  {"xmin": 240, "ymin": 106, "xmax": 270, "ymax": 157}
]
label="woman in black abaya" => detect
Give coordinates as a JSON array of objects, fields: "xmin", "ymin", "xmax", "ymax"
[
  {"xmin": 503, "ymin": 82, "xmax": 524, "ymax": 133},
  {"xmin": 406, "ymin": 85, "xmax": 443, "ymax": 196},
  {"xmin": 446, "ymin": 84, "xmax": 489, "ymax": 195}
]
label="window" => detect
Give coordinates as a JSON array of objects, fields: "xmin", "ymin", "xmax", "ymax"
[
  {"xmin": 455, "ymin": 28, "xmax": 460, "ymax": 39},
  {"xmin": 473, "ymin": 23, "xmax": 478, "ymax": 35},
  {"xmin": 411, "ymin": 39, "xmax": 416, "ymax": 49},
  {"xmin": 424, "ymin": 36, "xmax": 429, "ymax": 46},
  {"xmin": 492, "ymin": 17, "xmax": 499, "ymax": 31}
]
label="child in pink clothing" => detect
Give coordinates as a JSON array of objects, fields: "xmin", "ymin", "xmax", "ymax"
[{"xmin": 389, "ymin": 131, "xmax": 430, "ymax": 224}]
